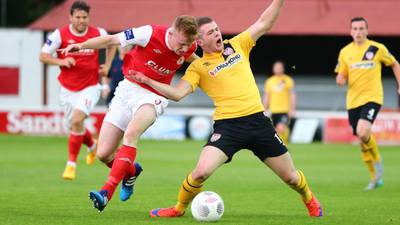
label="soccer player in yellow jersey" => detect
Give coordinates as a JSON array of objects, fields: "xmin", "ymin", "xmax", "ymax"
[
  {"xmin": 263, "ymin": 60, "xmax": 296, "ymax": 144},
  {"xmin": 335, "ymin": 17, "xmax": 400, "ymax": 190},
  {"xmin": 131, "ymin": 0, "xmax": 322, "ymax": 218}
]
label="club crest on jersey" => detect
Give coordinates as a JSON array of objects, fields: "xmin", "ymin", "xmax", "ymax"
[
  {"xmin": 67, "ymin": 39, "xmax": 75, "ymax": 44},
  {"xmin": 208, "ymin": 54, "xmax": 241, "ymax": 77},
  {"xmin": 223, "ymin": 47, "xmax": 234, "ymax": 57},
  {"xmin": 124, "ymin": 29, "xmax": 135, "ymax": 40},
  {"xmin": 365, "ymin": 51, "xmax": 374, "ymax": 60},
  {"xmin": 210, "ymin": 133, "xmax": 221, "ymax": 142},
  {"xmin": 177, "ymin": 56, "xmax": 185, "ymax": 65}
]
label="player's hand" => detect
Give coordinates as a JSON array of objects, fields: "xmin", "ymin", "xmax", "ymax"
[
  {"xmin": 59, "ymin": 57, "xmax": 76, "ymax": 68},
  {"xmin": 99, "ymin": 64, "xmax": 110, "ymax": 77},
  {"xmin": 336, "ymin": 74, "xmax": 346, "ymax": 86},
  {"xmin": 59, "ymin": 43, "xmax": 82, "ymax": 55},
  {"xmin": 127, "ymin": 70, "xmax": 149, "ymax": 84}
]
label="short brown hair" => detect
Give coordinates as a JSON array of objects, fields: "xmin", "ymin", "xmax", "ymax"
[
  {"xmin": 351, "ymin": 17, "xmax": 368, "ymax": 29},
  {"xmin": 70, "ymin": 0, "xmax": 90, "ymax": 15},
  {"xmin": 173, "ymin": 15, "xmax": 198, "ymax": 41},
  {"xmin": 196, "ymin": 17, "xmax": 214, "ymax": 28}
]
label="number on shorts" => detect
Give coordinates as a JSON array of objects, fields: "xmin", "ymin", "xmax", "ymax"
[{"xmin": 367, "ymin": 108, "xmax": 375, "ymax": 120}]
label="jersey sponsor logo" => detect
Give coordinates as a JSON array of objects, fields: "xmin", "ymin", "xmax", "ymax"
[
  {"xmin": 124, "ymin": 29, "xmax": 135, "ymax": 40},
  {"xmin": 153, "ymin": 49, "xmax": 162, "ymax": 54},
  {"xmin": 45, "ymin": 39, "xmax": 52, "ymax": 46},
  {"xmin": 177, "ymin": 56, "xmax": 185, "ymax": 65},
  {"xmin": 208, "ymin": 54, "xmax": 242, "ymax": 77},
  {"xmin": 210, "ymin": 133, "xmax": 221, "ymax": 142},
  {"xmin": 68, "ymin": 48, "xmax": 95, "ymax": 56},
  {"xmin": 350, "ymin": 61, "xmax": 375, "ymax": 69},
  {"xmin": 145, "ymin": 60, "xmax": 172, "ymax": 75}
]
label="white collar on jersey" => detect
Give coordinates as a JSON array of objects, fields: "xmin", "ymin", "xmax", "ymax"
[
  {"xmin": 69, "ymin": 24, "xmax": 89, "ymax": 37},
  {"xmin": 165, "ymin": 27, "xmax": 174, "ymax": 51}
]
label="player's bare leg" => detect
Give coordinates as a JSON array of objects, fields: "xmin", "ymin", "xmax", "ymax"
[
  {"xmin": 357, "ymin": 119, "xmax": 383, "ymax": 190},
  {"xmin": 96, "ymin": 122, "xmax": 124, "ymax": 167},
  {"xmin": 265, "ymin": 152, "xmax": 322, "ymax": 217},
  {"xmin": 150, "ymin": 146, "xmax": 228, "ymax": 218},
  {"xmin": 63, "ymin": 109, "xmax": 86, "ymax": 180}
]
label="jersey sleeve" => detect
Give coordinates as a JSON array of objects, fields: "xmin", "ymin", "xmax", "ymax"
[
  {"xmin": 335, "ymin": 49, "xmax": 348, "ymax": 76},
  {"xmin": 379, "ymin": 44, "xmax": 397, "ymax": 66},
  {"xmin": 98, "ymin": 27, "xmax": 108, "ymax": 36},
  {"xmin": 41, "ymin": 29, "xmax": 61, "ymax": 54},
  {"xmin": 182, "ymin": 63, "xmax": 201, "ymax": 92},
  {"xmin": 230, "ymin": 30, "xmax": 255, "ymax": 58},
  {"xmin": 117, "ymin": 25, "xmax": 153, "ymax": 48}
]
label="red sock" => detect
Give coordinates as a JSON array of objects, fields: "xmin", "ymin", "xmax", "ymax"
[
  {"xmin": 68, "ymin": 133, "xmax": 84, "ymax": 162},
  {"xmin": 102, "ymin": 145, "xmax": 136, "ymax": 200},
  {"xmin": 106, "ymin": 159, "xmax": 114, "ymax": 168},
  {"xmin": 82, "ymin": 128, "xmax": 94, "ymax": 148}
]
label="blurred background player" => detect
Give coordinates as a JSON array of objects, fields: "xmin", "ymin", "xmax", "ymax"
[
  {"xmin": 62, "ymin": 15, "xmax": 199, "ymax": 212},
  {"xmin": 263, "ymin": 60, "xmax": 296, "ymax": 145},
  {"xmin": 101, "ymin": 46, "xmax": 130, "ymax": 106},
  {"xmin": 132, "ymin": 0, "xmax": 322, "ymax": 218},
  {"xmin": 335, "ymin": 17, "xmax": 400, "ymax": 190},
  {"xmin": 39, "ymin": 0, "xmax": 115, "ymax": 180}
]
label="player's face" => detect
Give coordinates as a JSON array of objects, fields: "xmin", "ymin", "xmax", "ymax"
[
  {"xmin": 350, "ymin": 21, "xmax": 368, "ymax": 44},
  {"xmin": 273, "ymin": 62, "xmax": 285, "ymax": 75},
  {"xmin": 70, "ymin": 10, "xmax": 89, "ymax": 33},
  {"xmin": 198, "ymin": 22, "xmax": 223, "ymax": 53},
  {"xmin": 169, "ymin": 30, "xmax": 195, "ymax": 56}
]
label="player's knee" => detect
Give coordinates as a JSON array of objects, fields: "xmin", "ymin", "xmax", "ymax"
[
  {"xmin": 96, "ymin": 149, "xmax": 111, "ymax": 163},
  {"xmin": 281, "ymin": 170, "xmax": 298, "ymax": 186},
  {"xmin": 356, "ymin": 128, "xmax": 370, "ymax": 142},
  {"xmin": 70, "ymin": 118, "xmax": 84, "ymax": 131}
]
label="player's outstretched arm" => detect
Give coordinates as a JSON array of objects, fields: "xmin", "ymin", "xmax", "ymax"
[
  {"xmin": 61, "ymin": 34, "xmax": 120, "ymax": 55},
  {"xmin": 130, "ymin": 71, "xmax": 192, "ymax": 101},
  {"xmin": 391, "ymin": 60, "xmax": 400, "ymax": 94},
  {"xmin": 247, "ymin": 0, "xmax": 284, "ymax": 42}
]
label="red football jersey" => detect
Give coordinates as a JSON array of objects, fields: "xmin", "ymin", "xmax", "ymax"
[
  {"xmin": 122, "ymin": 25, "xmax": 197, "ymax": 96},
  {"xmin": 58, "ymin": 26, "xmax": 100, "ymax": 91}
]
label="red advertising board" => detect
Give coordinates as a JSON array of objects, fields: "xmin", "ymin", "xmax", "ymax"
[
  {"xmin": 0, "ymin": 110, "xmax": 105, "ymax": 136},
  {"xmin": 324, "ymin": 115, "xmax": 400, "ymax": 145}
]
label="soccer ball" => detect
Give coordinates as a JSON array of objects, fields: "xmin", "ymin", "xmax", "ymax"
[{"xmin": 191, "ymin": 191, "xmax": 224, "ymax": 222}]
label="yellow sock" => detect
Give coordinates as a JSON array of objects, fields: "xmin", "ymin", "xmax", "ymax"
[
  {"xmin": 174, "ymin": 173, "xmax": 203, "ymax": 213},
  {"xmin": 361, "ymin": 149, "xmax": 376, "ymax": 180},
  {"xmin": 361, "ymin": 135, "xmax": 381, "ymax": 162},
  {"xmin": 290, "ymin": 170, "xmax": 313, "ymax": 203}
]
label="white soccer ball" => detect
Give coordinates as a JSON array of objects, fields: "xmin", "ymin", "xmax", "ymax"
[{"xmin": 191, "ymin": 191, "xmax": 224, "ymax": 222}]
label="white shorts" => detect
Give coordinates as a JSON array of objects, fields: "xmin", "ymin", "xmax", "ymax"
[
  {"xmin": 104, "ymin": 79, "xmax": 169, "ymax": 131},
  {"xmin": 59, "ymin": 84, "xmax": 101, "ymax": 128}
]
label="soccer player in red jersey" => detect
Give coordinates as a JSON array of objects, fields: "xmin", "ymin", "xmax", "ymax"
[
  {"xmin": 62, "ymin": 15, "xmax": 199, "ymax": 211},
  {"xmin": 39, "ymin": 1, "xmax": 115, "ymax": 180}
]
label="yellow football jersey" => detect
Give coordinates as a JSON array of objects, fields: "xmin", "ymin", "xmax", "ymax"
[
  {"xmin": 335, "ymin": 39, "xmax": 396, "ymax": 109},
  {"xmin": 264, "ymin": 74, "xmax": 294, "ymax": 113},
  {"xmin": 182, "ymin": 31, "xmax": 264, "ymax": 120}
]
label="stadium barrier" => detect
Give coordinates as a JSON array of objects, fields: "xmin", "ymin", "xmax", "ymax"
[{"xmin": 0, "ymin": 107, "xmax": 399, "ymax": 145}]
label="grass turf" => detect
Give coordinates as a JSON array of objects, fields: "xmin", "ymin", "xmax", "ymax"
[{"xmin": 0, "ymin": 135, "xmax": 399, "ymax": 225}]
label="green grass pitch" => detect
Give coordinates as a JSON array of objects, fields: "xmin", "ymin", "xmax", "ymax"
[{"xmin": 0, "ymin": 135, "xmax": 399, "ymax": 225}]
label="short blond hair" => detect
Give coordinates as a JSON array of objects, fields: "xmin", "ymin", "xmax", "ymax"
[{"xmin": 173, "ymin": 15, "xmax": 198, "ymax": 41}]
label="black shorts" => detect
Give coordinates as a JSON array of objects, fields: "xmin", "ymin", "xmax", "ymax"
[
  {"xmin": 271, "ymin": 113, "xmax": 290, "ymax": 126},
  {"xmin": 348, "ymin": 102, "xmax": 381, "ymax": 135},
  {"xmin": 205, "ymin": 112, "xmax": 288, "ymax": 163}
]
